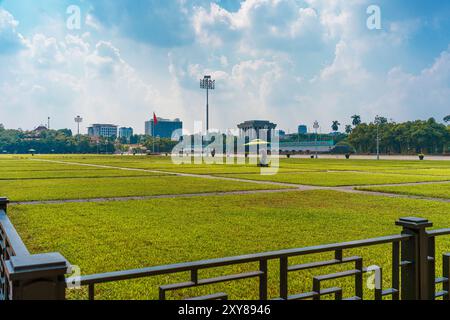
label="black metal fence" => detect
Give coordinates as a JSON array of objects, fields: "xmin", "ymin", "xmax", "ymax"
[
  {"xmin": 1, "ymin": 197, "xmax": 449, "ymax": 300},
  {"xmin": 0, "ymin": 198, "xmax": 69, "ymax": 300}
]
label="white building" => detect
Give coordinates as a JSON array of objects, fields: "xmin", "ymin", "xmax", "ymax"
[{"xmin": 87, "ymin": 124, "xmax": 118, "ymax": 138}]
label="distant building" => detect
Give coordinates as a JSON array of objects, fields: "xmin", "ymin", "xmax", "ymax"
[
  {"xmin": 278, "ymin": 130, "xmax": 286, "ymax": 137},
  {"xmin": 119, "ymin": 127, "xmax": 133, "ymax": 140},
  {"xmin": 34, "ymin": 125, "xmax": 48, "ymax": 133},
  {"xmin": 87, "ymin": 124, "xmax": 118, "ymax": 138},
  {"xmin": 280, "ymin": 140, "xmax": 335, "ymax": 153},
  {"xmin": 24, "ymin": 125, "xmax": 48, "ymax": 140},
  {"xmin": 237, "ymin": 120, "xmax": 277, "ymax": 139},
  {"xmin": 298, "ymin": 125, "xmax": 308, "ymax": 135},
  {"xmin": 145, "ymin": 118, "xmax": 183, "ymax": 139}
]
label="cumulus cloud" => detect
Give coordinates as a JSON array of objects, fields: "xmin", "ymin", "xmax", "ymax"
[
  {"xmin": 0, "ymin": 8, "xmax": 26, "ymax": 54},
  {"xmin": 371, "ymin": 46, "xmax": 450, "ymax": 120},
  {"xmin": 1, "ymin": 0, "xmax": 450, "ymax": 133},
  {"xmin": 88, "ymin": 0, "xmax": 196, "ymax": 47},
  {"xmin": 0, "ymin": 28, "xmax": 161, "ymax": 132}
]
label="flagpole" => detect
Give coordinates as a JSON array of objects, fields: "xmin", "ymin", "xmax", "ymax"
[{"xmin": 152, "ymin": 119, "xmax": 155, "ymax": 154}]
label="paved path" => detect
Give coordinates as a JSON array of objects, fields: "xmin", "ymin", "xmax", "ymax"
[{"xmin": 18, "ymin": 158, "xmax": 449, "ymax": 206}]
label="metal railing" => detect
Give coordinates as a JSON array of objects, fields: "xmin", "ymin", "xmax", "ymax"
[
  {"xmin": 1, "ymin": 196, "xmax": 449, "ymax": 300},
  {"xmin": 68, "ymin": 217, "xmax": 450, "ymax": 301},
  {"xmin": 72, "ymin": 233, "xmax": 411, "ymax": 300},
  {"xmin": 0, "ymin": 198, "xmax": 69, "ymax": 300},
  {"xmin": 0, "ymin": 198, "xmax": 27, "ymax": 300}
]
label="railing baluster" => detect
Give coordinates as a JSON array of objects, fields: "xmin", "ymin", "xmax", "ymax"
[
  {"xmin": 191, "ymin": 269, "xmax": 198, "ymax": 284},
  {"xmin": 355, "ymin": 258, "xmax": 363, "ymax": 300},
  {"xmin": 428, "ymin": 236, "xmax": 436, "ymax": 300},
  {"xmin": 88, "ymin": 284, "xmax": 95, "ymax": 300},
  {"xmin": 259, "ymin": 259, "xmax": 268, "ymax": 300},
  {"xmin": 392, "ymin": 241, "xmax": 400, "ymax": 300},
  {"xmin": 159, "ymin": 287, "xmax": 166, "ymax": 300},
  {"xmin": 443, "ymin": 254, "xmax": 450, "ymax": 300},
  {"xmin": 280, "ymin": 257, "xmax": 288, "ymax": 300},
  {"xmin": 335, "ymin": 249, "xmax": 343, "ymax": 261}
]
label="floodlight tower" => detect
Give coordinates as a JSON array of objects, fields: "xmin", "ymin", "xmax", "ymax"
[
  {"xmin": 74, "ymin": 116, "xmax": 83, "ymax": 135},
  {"xmin": 313, "ymin": 121, "xmax": 320, "ymax": 159},
  {"xmin": 200, "ymin": 75, "xmax": 215, "ymax": 131}
]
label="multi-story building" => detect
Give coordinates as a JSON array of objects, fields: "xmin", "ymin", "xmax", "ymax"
[
  {"xmin": 298, "ymin": 125, "xmax": 308, "ymax": 135},
  {"xmin": 118, "ymin": 127, "xmax": 133, "ymax": 141},
  {"xmin": 145, "ymin": 118, "xmax": 183, "ymax": 139},
  {"xmin": 87, "ymin": 124, "xmax": 118, "ymax": 138}
]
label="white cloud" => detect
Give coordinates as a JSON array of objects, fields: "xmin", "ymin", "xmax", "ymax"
[
  {"xmin": 371, "ymin": 46, "xmax": 450, "ymax": 120},
  {"xmin": 0, "ymin": 30, "xmax": 162, "ymax": 132},
  {"xmin": 1, "ymin": 1, "xmax": 450, "ymax": 134},
  {"xmin": 0, "ymin": 8, "xmax": 26, "ymax": 54}
]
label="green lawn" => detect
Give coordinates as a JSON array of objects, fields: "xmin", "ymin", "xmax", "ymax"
[
  {"xmin": 0, "ymin": 169, "xmax": 167, "ymax": 180},
  {"xmin": 214, "ymin": 171, "xmax": 450, "ymax": 187},
  {"xmin": 0, "ymin": 175, "xmax": 290, "ymax": 202},
  {"xmin": 31, "ymin": 155, "xmax": 450, "ymax": 173},
  {"xmin": 358, "ymin": 183, "xmax": 450, "ymax": 200},
  {"xmin": 3, "ymin": 155, "xmax": 450, "ymax": 300},
  {"xmin": 9, "ymin": 190, "xmax": 450, "ymax": 300},
  {"xmin": 17, "ymin": 156, "xmax": 449, "ymax": 187}
]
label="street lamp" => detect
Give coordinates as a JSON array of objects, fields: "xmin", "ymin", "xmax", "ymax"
[
  {"xmin": 200, "ymin": 75, "xmax": 215, "ymax": 131},
  {"xmin": 375, "ymin": 115, "xmax": 381, "ymax": 160},
  {"xmin": 313, "ymin": 121, "xmax": 319, "ymax": 159},
  {"xmin": 74, "ymin": 116, "xmax": 83, "ymax": 135}
]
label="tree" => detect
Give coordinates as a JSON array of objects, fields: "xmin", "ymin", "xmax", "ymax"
[
  {"xmin": 351, "ymin": 115, "xmax": 361, "ymax": 127},
  {"xmin": 345, "ymin": 125, "xmax": 353, "ymax": 134},
  {"xmin": 374, "ymin": 116, "xmax": 388, "ymax": 125},
  {"xmin": 348, "ymin": 118, "xmax": 450, "ymax": 155},
  {"xmin": 444, "ymin": 115, "xmax": 450, "ymax": 123},
  {"xmin": 57, "ymin": 129, "xmax": 72, "ymax": 137},
  {"xmin": 331, "ymin": 121, "xmax": 341, "ymax": 133}
]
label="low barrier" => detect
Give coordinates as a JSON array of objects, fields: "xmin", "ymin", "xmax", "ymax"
[{"xmin": 0, "ymin": 197, "xmax": 449, "ymax": 300}]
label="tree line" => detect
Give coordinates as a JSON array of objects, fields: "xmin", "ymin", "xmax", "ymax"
[
  {"xmin": 0, "ymin": 124, "xmax": 178, "ymax": 154},
  {"xmin": 1, "ymin": 114, "xmax": 450, "ymax": 155},
  {"xmin": 333, "ymin": 115, "xmax": 450, "ymax": 154}
]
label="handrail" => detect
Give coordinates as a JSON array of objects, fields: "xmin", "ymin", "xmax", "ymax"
[
  {"xmin": 427, "ymin": 228, "xmax": 450, "ymax": 237},
  {"xmin": 70, "ymin": 233, "xmax": 411, "ymax": 286},
  {"xmin": 0, "ymin": 209, "xmax": 30, "ymax": 256}
]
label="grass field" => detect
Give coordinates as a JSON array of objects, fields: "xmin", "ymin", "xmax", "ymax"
[
  {"xmin": 358, "ymin": 183, "xmax": 450, "ymax": 200},
  {"xmin": 2, "ymin": 154, "xmax": 450, "ymax": 300},
  {"xmin": 9, "ymin": 190, "xmax": 450, "ymax": 300},
  {"xmin": 0, "ymin": 175, "xmax": 290, "ymax": 202},
  {"xmin": 213, "ymin": 171, "xmax": 450, "ymax": 186}
]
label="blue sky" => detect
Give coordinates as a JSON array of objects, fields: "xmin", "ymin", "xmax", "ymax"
[{"xmin": 1, "ymin": 0, "xmax": 450, "ymax": 134}]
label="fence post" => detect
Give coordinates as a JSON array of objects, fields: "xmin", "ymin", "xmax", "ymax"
[
  {"xmin": 396, "ymin": 217, "xmax": 434, "ymax": 300},
  {"xmin": 5, "ymin": 253, "xmax": 70, "ymax": 300},
  {"xmin": 0, "ymin": 197, "xmax": 8, "ymax": 212},
  {"xmin": 0, "ymin": 197, "xmax": 70, "ymax": 300}
]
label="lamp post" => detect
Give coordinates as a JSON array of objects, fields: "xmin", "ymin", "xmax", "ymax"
[
  {"xmin": 74, "ymin": 116, "xmax": 83, "ymax": 136},
  {"xmin": 200, "ymin": 75, "xmax": 215, "ymax": 132},
  {"xmin": 313, "ymin": 121, "xmax": 319, "ymax": 159},
  {"xmin": 375, "ymin": 115, "xmax": 380, "ymax": 160}
]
